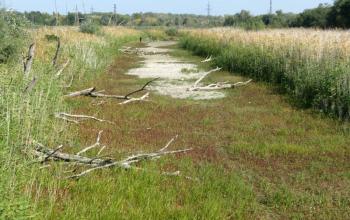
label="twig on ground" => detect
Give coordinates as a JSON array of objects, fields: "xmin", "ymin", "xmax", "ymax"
[
  {"xmin": 119, "ymin": 92, "xmax": 150, "ymax": 105},
  {"xmin": 76, "ymin": 131, "xmax": 104, "ymax": 156},
  {"xmin": 55, "ymin": 112, "xmax": 114, "ymax": 124},
  {"xmin": 52, "ymin": 37, "xmax": 61, "ymax": 66}
]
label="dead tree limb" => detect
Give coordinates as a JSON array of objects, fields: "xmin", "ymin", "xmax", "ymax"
[
  {"xmin": 64, "ymin": 78, "xmax": 158, "ymax": 100},
  {"xmin": 24, "ymin": 43, "xmax": 35, "ymax": 77},
  {"xmin": 123, "ymin": 78, "xmax": 159, "ymax": 99},
  {"xmin": 190, "ymin": 80, "xmax": 253, "ymax": 91},
  {"xmin": 188, "ymin": 67, "xmax": 252, "ymax": 91},
  {"xmin": 193, "ymin": 67, "xmax": 222, "ymax": 88},
  {"xmin": 201, "ymin": 55, "xmax": 213, "ymax": 63},
  {"xmin": 55, "ymin": 112, "xmax": 114, "ymax": 124},
  {"xmin": 23, "ymin": 77, "xmax": 37, "ymax": 93},
  {"xmin": 119, "ymin": 92, "xmax": 150, "ymax": 105},
  {"xmin": 52, "ymin": 37, "xmax": 61, "ymax": 66},
  {"xmin": 65, "ymin": 87, "xmax": 96, "ymax": 98},
  {"xmin": 56, "ymin": 60, "xmax": 70, "ymax": 77},
  {"xmin": 76, "ymin": 131, "xmax": 104, "ymax": 156},
  {"xmin": 31, "ymin": 135, "xmax": 192, "ymax": 180}
]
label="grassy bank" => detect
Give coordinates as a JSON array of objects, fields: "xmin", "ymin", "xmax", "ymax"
[
  {"xmin": 1, "ymin": 27, "xmax": 349, "ymax": 219},
  {"xmin": 38, "ymin": 41, "xmax": 349, "ymax": 219},
  {"xmin": 0, "ymin": 26, "xmax": 140, "ymax": 218},
  {"xmin": 179, "ymin": 28, "xmax": 350, "ymax": 120}
]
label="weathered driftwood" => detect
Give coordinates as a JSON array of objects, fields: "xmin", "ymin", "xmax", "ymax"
[
  {"xmin": 56, "ymin": 60, "xmax": 70, "ymax": 77},
  {"xmin": 65, "ymin": 78, "xmax": 158, "ymax": 101},
  {"xmin": 55, "ymin": 112, "xmax": 113, "ymax": 124},
  {"xmin": 65, "ymin": 87, "xmax": 96, "ymax": 98},
  {"xmin": 201, "ymin": 55, "xmax": 213, "ymax": 63},
  {"xmin": 23, "ymin": 77, "xmax": 37, "ymax": 93},
  {"xmin": 119, "ymin": 92, "xmax": 150, "ymax": 105},
  {"xmin": 24, "ymin": 43, "xmax": 35, "ymax": 77},
  {"xmin": 52, "ymin": 37, "xmax": 61, "ymax": 66},
  {"xmin": 31, "ymin": 135, "xmax": 192, "ymax": 180},
  {"xmin": 190, "ymin": 67, "xmax": 222, "ymax": 90},
  {"xmin": 76, "ymin": 131, "xmax": 104, "ymax": 156},
  {"xmin": 188, "ymin": 67, "xmax": 252, "ymax": 91},
  {"xmin": 191, "ymin": 80, "xmax": 253, "ymax": 91}
]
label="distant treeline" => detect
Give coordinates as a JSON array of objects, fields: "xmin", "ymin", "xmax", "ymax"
[{"xmin": 12, "ymin": 0, "xmax": 350, "ymax": 29}]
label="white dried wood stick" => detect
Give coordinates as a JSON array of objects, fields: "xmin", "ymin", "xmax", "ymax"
[
  {"xmin": 201, "ymin": 55, "xmax": 213, "ymax": 63},
  {"xmin": 119, "ymin": 93, "xmax": 150, "ymax": 105},
  {"xmin": 55, "ymin": 112, "xmax": 113, "ymax": 124},
  {"xmin": 76, "ymin": 131, "xmax": 103, "ymax": 156}
]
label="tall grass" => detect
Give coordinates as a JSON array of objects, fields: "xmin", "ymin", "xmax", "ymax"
[
  {"xmin": 180, "ymin": 28, "xmax": 350, "ymax": 120},
  {"xmin": 0, "ymin": 26, "xmax": 140, "ymax": 218}
]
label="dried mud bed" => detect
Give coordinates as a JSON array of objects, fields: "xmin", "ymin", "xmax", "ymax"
[{"xmin": 127, "ymin": 41, "xmax": 226, "ymax": 100}]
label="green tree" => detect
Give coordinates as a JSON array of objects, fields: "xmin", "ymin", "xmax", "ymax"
[
  {"xmin": 294, "ymin": 4, "xmax": 331, "ymax": 28},
  {"xmin": 328, "ymin": 0, "xmax": 350, "ymax": 28}
]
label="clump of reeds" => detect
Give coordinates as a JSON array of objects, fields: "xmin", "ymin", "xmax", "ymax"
[{"xmin": 180, "ymin": 28, "xmax": 350, "ymax": 120}]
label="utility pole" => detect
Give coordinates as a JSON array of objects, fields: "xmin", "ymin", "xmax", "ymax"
[
  {"xmin": 82, "ymin": 0, "xmax": 86, "ymax": 14},
  {"xmin": 75, "ymin": 4, "xmax": 80, "ymax": 26},
  {"xmin": 269, "ymin": 0, "xmax": 273, "ymax": 14},
  {"xmin": 113, "ymin": 3, "xmax": 117, "ymax": 25},
  {"xmin": 54, "ymin": 0, "xmax": 59, "ymax": 26},
  {"xmin": 207, "ymin": 1, "xmax": 211, "ymax": 17},
  {"xmin": 206, "ymin": 1, "xmax": 211, "ymax": 26}
]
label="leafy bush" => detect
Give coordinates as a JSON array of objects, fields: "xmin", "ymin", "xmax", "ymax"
[
  {"xmin": 165, "ymin": 28, "xmax": 178, "ymax": 37},
  {"xmin": 0, "ymin": 10, "xmax": 28, "ymax": 63},
  {"xmin": 144, "ymin": 29, "xmax": 168, "ymax": 40},
  {"xmin": 80, "ymin": 21, "xmax": 101, "ymax": 34}
]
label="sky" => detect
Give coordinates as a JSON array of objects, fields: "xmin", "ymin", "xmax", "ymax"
[{"xmin": 1, "ymin": 0, "xmax": 334, "ymax": 16}]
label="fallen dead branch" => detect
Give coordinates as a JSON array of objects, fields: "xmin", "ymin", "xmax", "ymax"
[
  {"xmin": 188, "ymin": 67, "xmax": 252, "ymax": 91},
  {"xmin": 31, "ymin": 134, "xmax": 192, "ymax": 180},
  {"xmin": 55, "ymin": 112, "xmax": 114, "ymax": 124},
  {"xmin": 52, "ymin": 37, "xmax": 61, "ymax": 66},
  {"xmin": 23, "ymin": 77, "xmax": 37, "ymax": 93},
  {"xmin": 191, "ymin": 80, "xmax": 253, "ymax": 91},
  {"xmin": 23, "ymin": 43, "xmax": 35, "ymax": 77},
  {"xmin": 76, "ymin": 131, "xmax": 104, "ymax": 156},
  {"xmin": 56, "ymin": 60, "xmax": 70, "ymax": 77},
  {"xmin": 193, "ymin": 67, "xmax": 222, "ymax": 88},
  {"xmin": 119, "ymin": 92, "xmax": 150, "ymax": 105},
  {"xmin": 201, "ymin": 55, "xmax": 213, "ymax": 63},
  {"xmin": 64, "ymin": 78, "xmax": 158, "ymax": 102}
]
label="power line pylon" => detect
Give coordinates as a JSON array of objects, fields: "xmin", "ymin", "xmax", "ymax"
[{"xmin": 75, "ymin": 4, "xmax": 80, "ymax": 26}]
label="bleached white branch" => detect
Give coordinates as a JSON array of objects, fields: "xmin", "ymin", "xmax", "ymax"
[
  {"xmin": 55, "ymin": 112, "xmax": 113, "ymax": 124},
  {"xmin": 56, "ymin": 60, "xmax": 70, "ymax": 77},
  {"xmin": 193, "ymin": 67, "xmax": 222, "ymax": 88},
  {"xmin": 119, "ymin": 92, "xmax": 150, "ymax": 105},
  {"xmin": 76, "ymin": 131, "xmax": 104, "ymax": 156},
  {"xmin": 31, "ymin": 136, "xmax": 192, "ymax": 180},
  {"xmin": 201, "ymin": 55, "xmax": 213, "ymax": 63}
]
